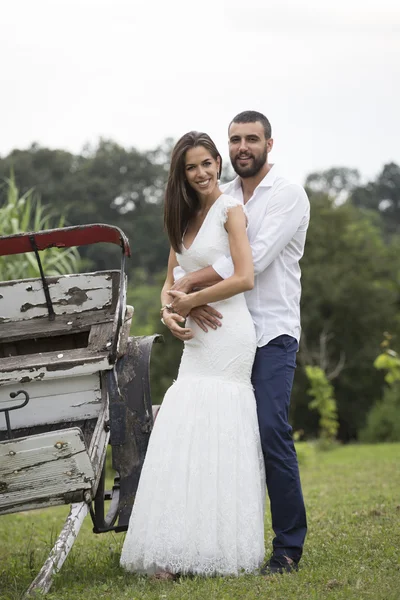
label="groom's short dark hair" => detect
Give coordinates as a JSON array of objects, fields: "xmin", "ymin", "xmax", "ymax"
[{"xmin": 229, "ymin": 111, "xmax": 272, "ymax": 140}]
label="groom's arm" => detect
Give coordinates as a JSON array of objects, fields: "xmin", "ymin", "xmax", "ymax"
[
  {"xmin": 193, "ymin": 183, "xmax": 310, "ymax": 281},
  {"xmin": 247, "ymin": 184, "xmax": 309, "ymax": 275},
  {"xmin": 172, "ymin": 266, "xmax": 223, "ymax": 331},
  {"xmin": 172, "ymin": 265, "xmax": 223, "ymax": 293}
]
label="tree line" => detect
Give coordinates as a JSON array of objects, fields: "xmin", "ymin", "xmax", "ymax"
[{"xmin": 1, "ymin": 141, "xmax": 399, "ymax": 441}]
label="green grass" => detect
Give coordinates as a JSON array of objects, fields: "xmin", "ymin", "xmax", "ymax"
[{"xmin": 1, "ymin": 444, "xmax": 400, "ymax": 600}]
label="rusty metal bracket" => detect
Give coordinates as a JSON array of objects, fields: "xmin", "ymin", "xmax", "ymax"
[
  {"xmin": 29, "ymin": 235, "xmax": 55, "ymax": 321},
  {"xmin": 0, "ymin": 390, "xmax": 30, "ymax": 439}
]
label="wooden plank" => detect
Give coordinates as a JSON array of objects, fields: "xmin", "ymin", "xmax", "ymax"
[
  {"xmin": 0, "ymin": 271, "xmax": 120, "ymax": 323},
  {"xmin": 0, "ymin": 347, "xmax": 111, "ymax": 380},
  {"xmin": 88, "ymin": 372, "xmax": 109, "ymax": 493},
  {"xmin": 0, "ymin": 357, "xmax": 111, "ymax": 386},
  {"xmin": 117, "ymin": 305, "xmax": 134, "ymax": 357},
  {"xmin": 0, "ymin": 373, "xmax": 102, "ymax": 432},
  {"xmin": 0, "ymin": 309, "xmax": 114, "ymax": 345},
  {"xmin": 88, "ymin": 321, "xmax": 115, "ymax": 353},
  {"xmin": 24, "ymin": 501, "xmax": 89, "ymax": 598},
  {"xmin": 13, "ymin": 367, "xmax": 112, "ymax": 597},
  {"xmin": 0, "ymin": 428, "xmax": 95, "ymax": 514},
  {"xmin": 0, "ymin": 372, "xmax": 100, "ymax": 407},
  {"xmin": 0, "ymin": 418, "xmax": 97, "ymax": 446}
]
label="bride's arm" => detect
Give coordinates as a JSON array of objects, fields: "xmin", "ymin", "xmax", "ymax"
[
  {"xmin": 161, "ymin": 248, "xmax": 194, "ymax": 340},
  {"xmin": 160, "ymin": 248, "xmax": 178, "ymax": 308},
  {"xmin": 169, "ymin": 207, "xmax": 253, "ymax": 314}
]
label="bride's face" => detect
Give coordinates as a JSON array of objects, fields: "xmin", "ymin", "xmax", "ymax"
[{"xmin": 184, "ymin": 146, "xmax": 220, "ymax": 199}]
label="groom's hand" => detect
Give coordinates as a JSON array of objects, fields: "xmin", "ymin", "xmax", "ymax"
[
  {"xmin": 190, "ymin": 305, "xmax": 223, "ymax": 332},
  {"xmin": 170, "ymin": 274, "xmax": 193, "ymax": 294}
]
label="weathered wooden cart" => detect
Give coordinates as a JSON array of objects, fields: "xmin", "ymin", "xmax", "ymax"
[{"xmin": 0, "ymin": 224, "xmax": 160, "ymax": 596}]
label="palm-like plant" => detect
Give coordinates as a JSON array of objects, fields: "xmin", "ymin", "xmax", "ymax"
[{"xmin": 0, "ymin": 172, "xmax": 80, "ymax": 281}]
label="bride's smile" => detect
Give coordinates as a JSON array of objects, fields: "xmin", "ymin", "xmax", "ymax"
[{"xmin": 184, "ymin": 145, "xmax": 221, "ymax": 203}]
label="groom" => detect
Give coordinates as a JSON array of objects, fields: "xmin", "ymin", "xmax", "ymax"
[{"xmin": 165, "ymin": 110, "xmax": 309, "ymax": 574}]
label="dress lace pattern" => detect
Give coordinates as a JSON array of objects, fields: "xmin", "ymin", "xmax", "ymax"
[{"xmin": 120, "ymin": 194, "xmax": 266, "ymax": 576}]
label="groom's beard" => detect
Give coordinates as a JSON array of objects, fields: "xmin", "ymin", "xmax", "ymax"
[{"xmin": 231, "ymin": 147, "xmax": 268, "ymax": 178}]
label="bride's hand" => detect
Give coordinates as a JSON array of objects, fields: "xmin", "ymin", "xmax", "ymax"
[{"xmin": 168, "ymin": 289, "xmax": 195, "ymax": 318}]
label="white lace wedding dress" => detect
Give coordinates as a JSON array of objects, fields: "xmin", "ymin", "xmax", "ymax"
[{"xmin": 120, "ymin": 194, "xmax": 266, "ymax": 576}]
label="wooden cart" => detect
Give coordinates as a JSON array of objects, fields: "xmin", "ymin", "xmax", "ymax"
[{"xmin": 0, "ymin": 224, "xmax": 160, "ymax": 596}]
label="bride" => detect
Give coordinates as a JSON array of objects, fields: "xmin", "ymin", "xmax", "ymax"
[{"xmin": 120, "ymin": 131, "xmax": 266, "ymax": 578}]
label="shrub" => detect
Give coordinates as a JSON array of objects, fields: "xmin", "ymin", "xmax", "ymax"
[
  {"xmin": 359, "ymin": 384, "xmax": 400, "ymax": 443},
  {"xmin": 305, "ymin": 365, "xmax": 339, "ymax": 445},
  {"xmin": 360, "ymin": 338, "xmax": 400, "ymax": 442}
]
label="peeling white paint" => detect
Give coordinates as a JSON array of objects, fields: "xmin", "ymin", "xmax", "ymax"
[
  {"xmin": 0, "ymin": 374, "xmax": 102, "ymax": 431},
  {"xmin": 0, "ymin": 272, "xmax": 117, "ymax": 322},
  {"xmin": 24, "ymin": 501, "xmax": 89, "ymax": 597},
  {"xmin": 0, "ymin": 428, "xmax": 95, "ymax": 514},
  {"xmin": 0, "ymin": 355, "xmax": 112, "ymax": 386}
]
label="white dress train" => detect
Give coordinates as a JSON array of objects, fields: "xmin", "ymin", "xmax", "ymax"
[{"xmin": 120, "ymin": 194, "xmax": 266, "ymax": 576}]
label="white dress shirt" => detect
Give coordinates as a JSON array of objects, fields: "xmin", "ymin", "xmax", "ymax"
[{"xmin": 174, "ymin": 165, "xmax": 310, "ymax": 347}]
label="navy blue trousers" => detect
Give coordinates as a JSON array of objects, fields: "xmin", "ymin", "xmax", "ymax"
[{"xmin": 251, "ymin": 334, "xmax": 307, "ymax": 562}]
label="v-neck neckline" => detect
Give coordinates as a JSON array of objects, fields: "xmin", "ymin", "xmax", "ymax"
[{"xmin": 182, "ymin": 195, "xmax": 223, "ymax": 252}]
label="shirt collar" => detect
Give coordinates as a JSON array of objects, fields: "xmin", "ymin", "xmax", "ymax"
[
  {"xmin": 225, "ymin": 164, "xmax": 278, "ymax": 193},
  {"xmin": 256, "ymin": 164, "xmax": 278, "ymax": 188}
]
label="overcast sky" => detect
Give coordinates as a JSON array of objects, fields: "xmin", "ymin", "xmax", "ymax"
[{"xmin": 1, "ymin": 0, "xmax": 399, "ymax": 185}]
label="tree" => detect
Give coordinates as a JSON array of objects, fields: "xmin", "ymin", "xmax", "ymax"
[
  {"xmin": 0, "ymin": 140, "xmax": 171, "ymax": 276},
  {"xmin": 293, "ymin": 192, "xmax": 400, "ymax": 439},
  {"xmin": 351, "ymin": 162, "xmax": 400, "ymax": 235},
  {"xmin": 305, "ymin": 167, "xmax": 360, "ymax": 203}
]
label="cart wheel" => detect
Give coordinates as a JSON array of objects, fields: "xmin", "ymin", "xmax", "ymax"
[{"xmin": 91, "ymin": 450, "xmax": 121, "ymax": 533}]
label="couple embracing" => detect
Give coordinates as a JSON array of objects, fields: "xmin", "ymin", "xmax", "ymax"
[{"xmin": 120, "ymin": 111, "xmax": 310, "ymax": 578}]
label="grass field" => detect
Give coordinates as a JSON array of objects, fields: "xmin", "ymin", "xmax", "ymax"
[{"xmin": 1, "ymin": 443, "xmax": 399, "ymax": 600}]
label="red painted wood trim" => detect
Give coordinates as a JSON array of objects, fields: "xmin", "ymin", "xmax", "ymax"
[{"xmin": 0, "ymin": 224, "xmax": 131, "ymax": 257}]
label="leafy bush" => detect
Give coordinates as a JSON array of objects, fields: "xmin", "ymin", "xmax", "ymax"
[
  {"xmin": 305, "ymin": 365, "xmax": 339, "ymax": 445},
  {"xmin": 374, "ymin": 348, "xmax": 400, "ymax": 385},
  {"xmin": 359, "ymin": 385, "xmax": 400, "ymax": 442},
  {"xmin": 360, "ymin": 339, "xmax": 400, "ymax": 442}
]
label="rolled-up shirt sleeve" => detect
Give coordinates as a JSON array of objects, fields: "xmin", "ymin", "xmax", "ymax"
[
  {"xmin": 173, "ymin": 265, "xmax": 186, "ymax": 281},
  {"xmin": 211, "ymin": 255, "xmax": 235, "ymax": 280},
  {"xmin": 212, "ymin": 184, "xmax": 309, "ymax": 279}
]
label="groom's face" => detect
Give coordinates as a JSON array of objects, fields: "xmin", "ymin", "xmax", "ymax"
[{"xmin": 228, "ymin": 121, "xmax": 272, "ymax": 178}]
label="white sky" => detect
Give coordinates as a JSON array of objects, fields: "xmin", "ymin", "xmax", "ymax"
[{"xmin": 1, "ymin": 0, "xmax": 399, "ymax": 185}]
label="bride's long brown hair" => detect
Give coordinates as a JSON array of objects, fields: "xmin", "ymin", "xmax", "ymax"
[{"xmin": 164, "ymin": 131, "xmax": 222, "ymax": 253}]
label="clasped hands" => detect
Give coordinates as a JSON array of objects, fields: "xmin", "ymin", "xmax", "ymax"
[
  {"xmin": 167, "ymin": 289, "xmax": 194, "ymax": 319},
  {"xmin": 163, "ymin": 276, "xmax": 222, "ymax": 341}
]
